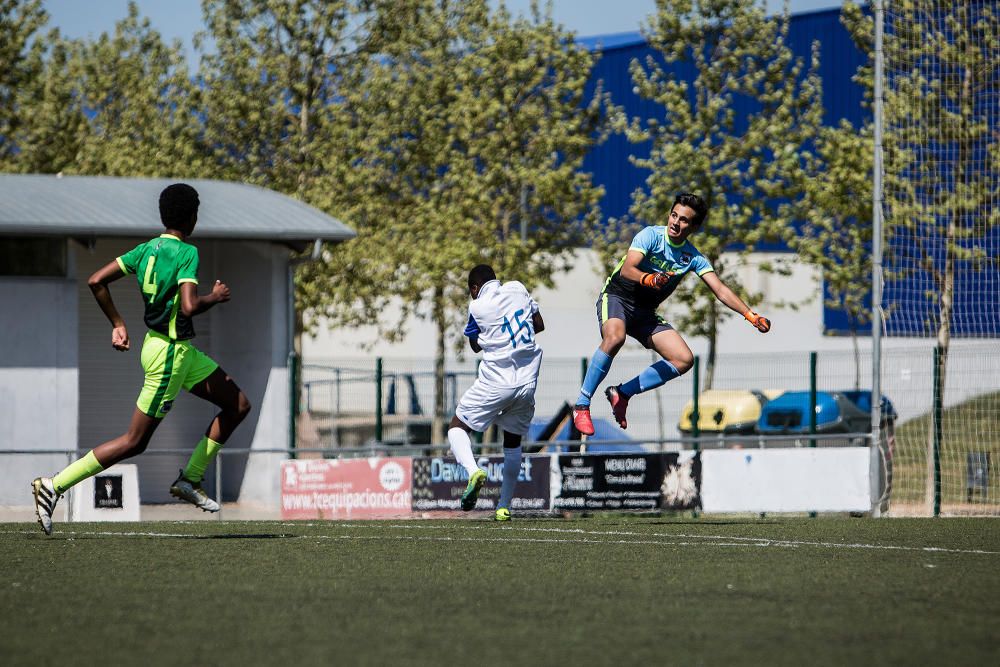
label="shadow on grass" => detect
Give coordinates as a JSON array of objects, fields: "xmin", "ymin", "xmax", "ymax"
[
  {"xmin": 30, "ymin": 532, "xmax": 298, "ymax": 540},
  {"xmin": 191, "ymin": 533, "xmax": 296, "ymax": 540}
]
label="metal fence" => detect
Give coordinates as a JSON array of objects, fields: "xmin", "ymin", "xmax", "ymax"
[
  {"xmin": 0, "ymin": 429, "xmax": 875, "ymax": 522},
  {"xmin": 4, "ymin": 342, "xmax": 996, "ymax": 518},
  {"xmin": 303, "ymin": 342, "xmax": 1000, "ymax": 516}
]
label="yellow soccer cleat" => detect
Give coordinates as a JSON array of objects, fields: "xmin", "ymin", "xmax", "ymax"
[
  {"xmin": 494, "ymin": 507, "xmax": 511, "ymax": 522},
  {"xmin": 460, "ymin": 469, "xmax": 487, "ymax": 511}
]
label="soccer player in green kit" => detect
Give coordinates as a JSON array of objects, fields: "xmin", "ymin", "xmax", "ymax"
[{"xmin": 31, "ymin": 183, "xmax": 251, "ymax": 535}]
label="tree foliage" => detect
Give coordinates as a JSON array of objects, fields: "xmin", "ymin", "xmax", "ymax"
[
  {"xmin": 298, "ymin": 0, "xmax": 610, "ymax": 434},
  {"xmin": 794, "ymin": 120, "xmax": 874, "ymax": 388},
  {"xmin": 2, "ymin": 1, "xmax": 201, "ymax": 176},
  {"xmin": 0, "ymin": 0, "xmax": 72, "ymax": 171},
  {"xmin": 196, "ymin": 0, "xmax": 357, "ymax": 193},
  {"xmin": 68, "ymin": 3, "xmax": 203, "ymax": 177},
  {"xmin": 604, "ymin": 0, "xmax": 824, "ymax": 387}
]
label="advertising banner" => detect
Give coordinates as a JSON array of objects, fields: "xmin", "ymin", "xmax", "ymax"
[
  {"xmin": 411, "ymin": 454, "xmax": 552, "ymax": 511},
  {"xmin": 554, "ymin": 452, "xmax": 701, "ymax": 511},
  {"xmin": 280, "ymin": 457, "xmax": 412, "ymax": 519},
  {"xmin": 700, "ymin": 448, "xmax": 870, "ymax": 513}
]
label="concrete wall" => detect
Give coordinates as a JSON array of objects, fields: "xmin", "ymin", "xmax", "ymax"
[
  {"xmin": 303, "ymin": 249, "xmax": 863, "ymax": 361},
  {"xmin": 0, "ymin": 273, "xmax": 79, "ymax": 505},
  {"xmin": 211, "ymin": 241, "xmax": 290, "ymax": 506}
]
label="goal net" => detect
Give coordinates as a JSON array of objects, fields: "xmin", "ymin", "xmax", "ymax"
[{"xmin": 877, "ymin": 0, "xmax": 1000, "ymax": 515}]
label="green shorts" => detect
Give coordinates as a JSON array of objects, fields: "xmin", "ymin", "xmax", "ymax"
[{"xmin": 136, "ymin": 331, "xmax": 219, "ymax": 418}]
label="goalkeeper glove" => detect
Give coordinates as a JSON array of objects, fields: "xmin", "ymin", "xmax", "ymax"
[
  {"xmin": 639, "ymin": 272, "xmax": 671, "ymax": 289},
  {"xmin": 744, "ymin": 310, "xmax": 771, "ymax": 333}
]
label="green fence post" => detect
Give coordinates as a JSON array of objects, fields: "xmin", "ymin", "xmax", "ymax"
[
  {"xmin": 809, "ymin": 351, "xmax": 817, "ymax": 449},
  {"xmin": 375, "ymin": 357, "xmax": 383, "ymax": 444},
  {"xmin": 580, "ymin": 356, "xmax": 588, "ymax": 387},
  {"xmin": 809, "ymin": 351, "xmax": 817, "ymax": 518},
  {"xmin": 932, "ymin": 346, "xmax": 942, "ymax": 517},
  {"xmin": 692, "ymin": 356, "xmax": 700, "ymax": 450}
]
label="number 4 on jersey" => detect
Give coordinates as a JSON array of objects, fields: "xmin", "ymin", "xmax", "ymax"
[
  {"xmin": 142, "ymin": 255, "xmax": 158, "ymax": 299},
  {"xmin": 501, "ymin": 309, "xmax": 533, "ymax": 348}
]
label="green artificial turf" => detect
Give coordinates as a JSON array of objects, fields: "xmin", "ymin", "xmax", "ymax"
[{"xmin": 2, "ymin": 516, "xmax": 998, "ymax": 666}]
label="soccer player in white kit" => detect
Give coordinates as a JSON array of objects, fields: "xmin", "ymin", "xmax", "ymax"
[{"xmin": 448, "ymin": 265, "xmax": 545, "ymax": 521}]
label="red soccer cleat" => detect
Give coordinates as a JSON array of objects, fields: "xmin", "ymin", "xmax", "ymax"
[
  {"xmin": 572, "ymin": 405, "xmax": 595, "ymax": 436},
  {"xmin": 605, "ymin": 386, "xmax": 630, "ymax": 430}
]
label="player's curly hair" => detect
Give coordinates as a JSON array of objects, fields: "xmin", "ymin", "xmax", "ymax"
[
  {"xmin": 159, "ymin": 183, "xmax": 200, "ymax": 230},
  {"xmin": 468, "ymin": 264, "xmax": 497, "ymax": 289},
  {"xmin": 674, "ymin": 193, "xmax": 708, "ymax": 227}
]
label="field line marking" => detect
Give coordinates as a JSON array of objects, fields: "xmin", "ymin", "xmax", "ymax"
[
  {"xmin": 3, "ymin": 526, "xmax": 998, "ymax": 555},
  {"xmin": 294, "ymin": 522, "xmax": 1000, "ymax": 556}
]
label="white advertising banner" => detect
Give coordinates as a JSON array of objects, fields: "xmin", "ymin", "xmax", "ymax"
[{"xmin": 700, "ymin": 448, "xmax": 872, "ymax": 513}]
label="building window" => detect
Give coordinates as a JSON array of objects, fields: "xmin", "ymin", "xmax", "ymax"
[{"xmin": 0, "ymin": 237, "xmax": 67, "ymax": 277}]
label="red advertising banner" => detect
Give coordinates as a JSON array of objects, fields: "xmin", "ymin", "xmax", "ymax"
[{"xmin": 281, "ymin": 457, "xmax": 413, "ymax": 519}]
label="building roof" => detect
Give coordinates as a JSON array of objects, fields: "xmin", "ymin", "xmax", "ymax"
[
  {"xmin": 0, "ymin": 174, "xmax": 355, "ymax": 242},
  {"xmin": 577, "ymin": 31, "xmax": 645, "ymax": 53}
]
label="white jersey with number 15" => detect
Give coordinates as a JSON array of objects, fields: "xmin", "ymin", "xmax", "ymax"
[{"xmin": 463, "ymin": 279, "xmax": 543, "ymax": 389}]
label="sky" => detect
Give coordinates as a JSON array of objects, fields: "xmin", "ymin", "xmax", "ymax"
[{"xmin": 42, "ymin": 0, "xmax": 845, "ymax": 58}]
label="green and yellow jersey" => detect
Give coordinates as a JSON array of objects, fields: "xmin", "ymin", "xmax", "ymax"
[{"xmin": 117, "ymin": 234, "xmax": 200, "ymax": 340}]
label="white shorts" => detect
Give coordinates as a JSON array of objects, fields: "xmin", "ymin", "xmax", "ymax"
[{"xmin": 455, "ymin": 380, "xmax": 537, "ymax": 437}]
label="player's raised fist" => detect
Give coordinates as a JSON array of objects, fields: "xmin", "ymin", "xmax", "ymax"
[
  {"xmin": 212, "ymin": 279, "xmax": 231, "ymax": 303},
  {"xmin": 744, "ymin": 310, "xmax": 771, "ymax": 333}
]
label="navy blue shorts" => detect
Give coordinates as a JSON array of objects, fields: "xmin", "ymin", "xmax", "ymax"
[{"xmin": 595, "ymin": 292, "xmax": 673, "ymax": 348}]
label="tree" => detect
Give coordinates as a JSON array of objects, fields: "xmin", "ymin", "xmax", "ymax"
[
  {"xmin": 299, "ymin": 0, "xmax": 610, "ymax": 441},
  {"xmin": 0, "ymin": 0, "xmax": 78, "ymax": 172},
  {"xmin": 793, "ymin": 120, "xmax": 875, "ymax": 389},
  {"xmin": 604, "ymin": 0, "xmax": 824, "ymax": 388},
  {"xmin": 0, "ymin": 0, "xmax": 46, "ymax": 166},
  {"xmin": 196, "ymin": 0, "xmax": 357, "ymax": 195},
  {"xmin": 63, "ymin": 2, "xmax": 203, "ymax": 177}
]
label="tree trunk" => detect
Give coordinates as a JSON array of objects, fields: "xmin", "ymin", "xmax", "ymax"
[
  {"xmin": 926, "ymin": 61, "xmax": 969, "ymax": 506},
  {"xmin": 432, "ymin": 286, "xmax": 446, "ymax": 444}
]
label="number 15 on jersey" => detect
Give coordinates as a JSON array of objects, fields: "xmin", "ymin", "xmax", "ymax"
[{"xmin": 501, "ymin": 309, "xmax": 533, "ymax": 348}]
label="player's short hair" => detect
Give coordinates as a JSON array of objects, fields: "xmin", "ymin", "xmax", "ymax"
[
  {"xmin": 468, "ymin": 264, "xmax": 497, "ymax": 288},
  {"xmin": 159, "ymin": 183, "xmax": 200, "ymax": 229},
  {"xmin": 674, "ymin": 193, "xmax": 708, "ymax": 227}
]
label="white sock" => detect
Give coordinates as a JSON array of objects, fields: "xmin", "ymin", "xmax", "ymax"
[
  {"xmin": 498, "ymin": 445, "xmax": 522, "ymax": 510},
  {"xmin": 448, "ymin": 427, "xmax": 479, "ymax": 475}
]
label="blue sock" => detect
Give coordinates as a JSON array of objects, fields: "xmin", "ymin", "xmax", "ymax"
[
  {"xmin": 498, "ymin": 445, "xmax": 522, "ymax": 510},
  {"xmin": 576, "ymin": 349, "xmax": 613, "ymax": 407},
  {"xmin": 619, "ymin": 360, "xmax": 680, "ymax": 397}
]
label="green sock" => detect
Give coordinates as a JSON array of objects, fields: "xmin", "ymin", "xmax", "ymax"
[
  {"xmin": 183, "ymin": 436, "xmax": 224, "ymax": 483},
  {"xmin": 52, "ymin": 450, "xmax": 104, "ymax": 493}
]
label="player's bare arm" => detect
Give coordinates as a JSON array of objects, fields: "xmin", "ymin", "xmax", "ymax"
[
  {"xmin": 88, "ymin": 260, "xmax": 130, "ymax": 351},
  {"xmin": 180, "ymin": 280, "xmax": 231, "ymax": 317},
  {"xmin": 701, "ymin": 271, "xmax": 771, "ymax": 333},
  {"xmin": 469, "ymin": 336, "xmax": 482, "ymax": 353},
  {"xmin": 619, "ymin": 250, "xmax": 671, "ymax": 288},
  {"xmin": 532, "ymin": 310, "xmax": 545, "ymax": 334}
]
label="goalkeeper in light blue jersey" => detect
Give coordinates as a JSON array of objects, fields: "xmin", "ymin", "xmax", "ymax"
[{"xmin": 573, "ymin": 193, "xmax": 771, "ymax": 435}]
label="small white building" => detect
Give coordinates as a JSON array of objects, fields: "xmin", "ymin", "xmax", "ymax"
[{"xmin": 0, "ymin": 174, "xmax": 354, "ymax": 506}]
